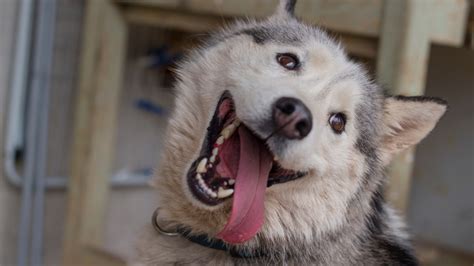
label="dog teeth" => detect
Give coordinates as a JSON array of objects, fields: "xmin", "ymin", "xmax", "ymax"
[
  {"xmin": 196, "ymin": 174, "xmax": 204, "ymax": 183},
  {"xmin": 196, "ymin": 175, "xmax": 205, "ymax": 187},
  {"xmin": 222, "ymin": 124, "xmax": 237, "ymax": 139},
  {"xmin": 196, "ymin": 158, "xmax": 208, "ymax": 173},
  {"xmin": 221, "ymin": 129, "xmax": 231, "ymax": 139},
  {"xmin": 195, "ymin": 168, "xmax": 234, "ymax": 199},
  {"xmin": 217, "ymin": 187, "xmax": 234, "ymax": 198},
  {"xmin": 196, "ymin": 173, "xmax": 217, "ymax": 198},
  {"xmin": 217, "ymin": 119, "xmax": 240, "ymax": 142},
  {"xmin": 193, "ymin": 119, "xmax": 242, "ymax": 200},
  {"xmin": 207, "ymin": 188, "xmax": 217, "ymax": 198}
]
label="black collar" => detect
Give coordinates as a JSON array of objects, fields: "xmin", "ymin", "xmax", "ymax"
[
  {"xmin": 176, "ymin": 227, "xmax": 266, "ymax": 259},
  {"xmin": 151, "ymin": 208, "xmax": 265, "ymax": 259}
]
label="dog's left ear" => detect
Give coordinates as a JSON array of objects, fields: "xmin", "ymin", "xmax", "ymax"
[
  {"xmin": 274, "ymin": 0, "xmax": 297, "ymax": 18},
  {"xmin": 379, "ymin": 96, "xmax": 447, "ymax": 165}
]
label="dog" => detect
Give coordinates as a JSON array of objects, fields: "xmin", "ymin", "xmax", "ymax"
[{"xmin": 137, "ymin": 1, "xmax": 447, "ymax": 264}]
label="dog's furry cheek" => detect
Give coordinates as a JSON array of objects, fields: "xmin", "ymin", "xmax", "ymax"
[
  {"xmin": 280, "ymin": 148, "xmax": 328, "ymax": 176},
  {"xmin": 348, "ymin": 150, "xmax": 369, "ymax": 180}
]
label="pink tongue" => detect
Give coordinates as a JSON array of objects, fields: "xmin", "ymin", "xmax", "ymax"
[{"xmin": 216, "ymin": 126, "xmax": 273, "ymax": 244}]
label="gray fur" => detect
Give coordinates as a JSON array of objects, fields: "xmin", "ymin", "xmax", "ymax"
[
  {"xmin": 136, "ymin": 0, "xmax": 447, "ymax": 265},
  {"xmin": 278, "ymin": 0, "xmax": 297, "ymax": 17}
]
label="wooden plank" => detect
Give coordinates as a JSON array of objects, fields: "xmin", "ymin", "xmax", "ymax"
[
  {"xmin": 338, "ymin": 35, "xmax": 377, "ymax": 59},
  {"xmin": 118, "ymin": 0, "xmax": 469, "ymax": 47},
  {"xmin": 376, "ymin": 0, "xmax": 467, "ymax": 213},
  {"xmin": 62, "ymin": 0, "xmax": 128, "ymax": 264},
  {"xmin": 377, "ymin": 0, "xmax": 468, "ymax": 93},
  {"xmin": 119, "ymin": 0, "xmax": 384, "ymax": 37},
  {"xmin": 123, "ymin": 5, "xmax": 378, "ymax": 58},
  {"xmin": 427, "ymin": 0, "xmax": 469, "ymax": 46},
  {"xmin": 123, "ymin": 5, "xmax": 228, "ymax": 32},
  {"xmin": 376, "ymin": 0, "xmax": 428, "ymax": 213},
  {"xmin": 119, "ymin": 0, "xmax": 181, "ymax": 9},
  {"xmin": 469, "ymin": 3, "xmax": 474, "ymax": 49}
]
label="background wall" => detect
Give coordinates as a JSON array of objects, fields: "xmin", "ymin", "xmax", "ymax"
[{"xmin": 408, "ymin": 45, "xmax": 474, "ymax": 254}]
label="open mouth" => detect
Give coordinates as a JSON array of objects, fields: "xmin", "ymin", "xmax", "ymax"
[
  {"xmin": 186, "ymin": 92, "xmax": 306, "ymax": 243},
  {"xmin": 187, "ymin": 92, "xmax": 306, "ymax": 206}
]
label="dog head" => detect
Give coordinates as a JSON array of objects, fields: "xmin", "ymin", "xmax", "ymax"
[{"xmin": 155, "ymin": 0, "xmax": 447, "ymax": 246}]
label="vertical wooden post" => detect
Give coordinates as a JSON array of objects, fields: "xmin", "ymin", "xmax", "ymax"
[
  {"xmin": 377, "ymin": 0, "xmax": 468, "ymax": 213},
  {"xmin": 63, "ymin": 0, "xmax": 127, "ymax": 265},
  {"xmin": 376, "ymin": 0, "xmax": 432, "ymax": 213}
]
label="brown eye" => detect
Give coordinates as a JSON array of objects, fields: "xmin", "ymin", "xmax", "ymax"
[
  {"xmin": 276, "ymin": 53, "xmax": 299, "ymax": 70},
  {"xmin": 329, "ymin": 113, "xmax": 346, "ymax": 134}
]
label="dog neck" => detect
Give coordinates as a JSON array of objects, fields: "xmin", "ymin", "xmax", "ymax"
[
  {"xmin": 176, "ymin": 227, "xmax": 266, "ymax": 259},
  {"xmin": 151, "ymin": 207, "xmax": 268, "ymax": 259}
]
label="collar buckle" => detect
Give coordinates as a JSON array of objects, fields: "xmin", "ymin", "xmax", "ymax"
[
  {"xmin": 151, "ymin": 207, "xmax": 179, "ymax": 237},
  {"xmin": 151, "ymin": 207, "xmax": 266, "ymax": 259}
]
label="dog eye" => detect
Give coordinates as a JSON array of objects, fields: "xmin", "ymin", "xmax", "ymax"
[
  {"xmin": 329, "ymin": 113, "xmax": 346, "ymax": 134},
  {"xmin": 276, "ymin": 53, "xmax": 299, "ymax": 70}
]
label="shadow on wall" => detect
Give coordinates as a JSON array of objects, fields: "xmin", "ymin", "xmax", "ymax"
[{"xmin": 409, "ymin": 44, "xmax": 474, "ymax": 260}]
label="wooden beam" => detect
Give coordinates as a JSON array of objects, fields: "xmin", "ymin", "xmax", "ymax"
[
  {"xmin": 63, "ymin": 0, "xmax": 127, "ymax": 265},
  {"xmin": 123, "ymin": 5, "xmax": 228, "ymax": 32},
  {"xmin": 119, "ymin": 0, "xmax": 469, "ymax": 47},
  {"xmin": 469, "ymin": 3, "xmax": 474, "ymax": 49},
  {"xmin": 123, "ymin": 5, "xmax": 378, "ymax": 59},
  {"xmin": 338, "ymin": 35, "xmax": 378, "ymax": 59},
  {"xmin": 376, "ymin": 0, "xmax": 429, "ymax": 213},
  {"xmin": 427, "ymin": 0, "xmax": 469, "ymax": 46},
  {"xmin": 119, "ymin": 0, "xmax": 383, "ymax": 37}
]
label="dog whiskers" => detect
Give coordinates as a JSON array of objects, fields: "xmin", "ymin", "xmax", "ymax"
[{"xmin": 264, "ymin": 119, "xmax": 294, "ymax": 142}]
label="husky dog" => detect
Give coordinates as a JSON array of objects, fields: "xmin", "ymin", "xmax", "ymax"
[{"xmin": 137, "ymin": 1, "xmax": 447, "ymax": 265}]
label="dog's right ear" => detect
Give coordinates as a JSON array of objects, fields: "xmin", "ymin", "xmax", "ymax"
[
  {"xmin": 379, "ymin": 95, "xmax": 447, "ymax": 166},
  {"xmin": 274, "ymin": 0, "xmax": 297, "ymax": 18}
]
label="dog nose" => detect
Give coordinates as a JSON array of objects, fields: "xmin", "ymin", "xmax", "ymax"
[{"xmin": 273, "ymin": 97, "xmax": 313, "ymax": 140}]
